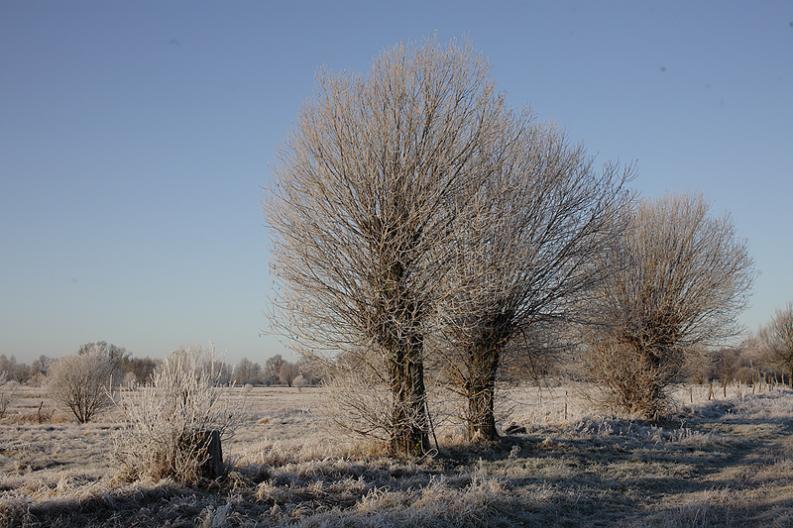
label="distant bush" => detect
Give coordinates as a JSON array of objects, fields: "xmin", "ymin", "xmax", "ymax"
[
  {"xmin": 0, "ymin": 354, "xmax": 32, "ymax": 384},
  {"xmin": 122, "ymin": 356, "xmax": 160, "ymax": 385},
  {"xmin": 278, "ymin": 361, "xmax": 299, "ymax": 387},
  {"xmin": 586, "ymin": 336, "xmax": 680, "ymax": 419},
  {"xmin": 47, "ymin": 351, "xmax": 117, "ymax": 423},
  {"xmin": 112, "ymin": 347, "xmax": 244, "ymax": 485},
  {"xmin": 232, "ymin": 357, "xmax": 262, "ymax": 385},
  {"xmin": 0, "ymin": 371, "xmax": 15, "ymax": 419}
]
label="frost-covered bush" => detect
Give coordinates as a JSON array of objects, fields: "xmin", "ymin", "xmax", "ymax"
[
  {"xmin": 113, "ymin": 347, "xmax": 244, "ymax": 485},
  {"xmin": 48, "ymin": 351, "xmax": 117, "ymax": 423},
  {"xmin": 0, "ymin": 371, "xmax": 15, "ymax": 419}
]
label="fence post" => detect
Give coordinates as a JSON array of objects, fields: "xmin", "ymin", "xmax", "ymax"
[
  {"xmin": 564, "ymin": 390, "xmax": 568, "ymax": 421},
  {"xmin": 197, "ymin": 430, "xmax": 224, "ymax": 480}
]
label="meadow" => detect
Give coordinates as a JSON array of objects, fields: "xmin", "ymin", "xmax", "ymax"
[{"xmin": 2, "ymin": 383, "xmax": 792, "ymax": 527}]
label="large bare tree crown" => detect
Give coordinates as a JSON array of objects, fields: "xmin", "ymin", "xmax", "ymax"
[
  {"xmin": 267, "ymin": 41, "xmax": 520, "ymax": 455},
  {"xmin": 586, "ymin": 194, "xmax": 754, "ymax": 419},
  {"xmin": 266, "ymin": 40, "xmax": 756, "ymax": 439},
  {"xmin": 429, "ymin": 118, "xmax": 633, "ymax": 439},
  {"xmin": 268, "ymin": 41, "xmax": 510, "ymax": 352},
  {"xmin": 603, "ymin": 194, "xmax": 754, "ymax": 350}
]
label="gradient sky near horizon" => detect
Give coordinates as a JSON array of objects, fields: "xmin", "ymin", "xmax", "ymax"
[{"xmin": 1, "ymin": 1, "xmax": 792, "ymax": 363}]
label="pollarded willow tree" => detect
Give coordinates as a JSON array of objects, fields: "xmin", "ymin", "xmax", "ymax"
[
  {"xmin": 587, "ymin": 194, "xmax": 754, "ymax": 419},
  {"xmin": 435, "ymin": 122, "xmax": 632, "ymax": 441},
  {"xmin": 268, "ymin": 42, "xmax": 515, "ymax": 456},
  {"xmin": 762, "ymin": 303, "xmax": 793, "ymax": 386}
]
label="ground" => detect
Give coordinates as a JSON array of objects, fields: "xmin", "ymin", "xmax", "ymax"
[{"xmin": 1, "ymin": 383, "xmax": 792, "ymax": 527}]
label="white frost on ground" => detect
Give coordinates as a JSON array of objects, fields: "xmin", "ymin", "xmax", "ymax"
[{"xmin": 2, "ymin": 384, "xmax": 793, "ymax": 527}]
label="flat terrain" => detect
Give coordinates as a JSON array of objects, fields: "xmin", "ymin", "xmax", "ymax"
[{"xmin": 2, "ymin": 384, "xmax": 793, "ymax": 527}]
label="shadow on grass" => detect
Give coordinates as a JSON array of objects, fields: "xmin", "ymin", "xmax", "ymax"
[{"xmin": 5, "ymin": 396, "xmax": 793, "ymax": 528}]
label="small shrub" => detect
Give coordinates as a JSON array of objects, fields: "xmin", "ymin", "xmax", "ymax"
[
  {"xmin": 47, "ymin": 351, "xmax": 117, "ymax": 423},
  {"xmin": 585, "ymin": 336, "xmax": 682, "ymax": 420},
  {"xmin": 320, "ymin": 349, "xmax": 396, "ymax": 446},
  {"xmin": 0, "ymin": 371, "xmax": 15, "ymax": 419},
  {"xmin": 112, "ymin": 347, "xmax": 244, "ymax": 485}
]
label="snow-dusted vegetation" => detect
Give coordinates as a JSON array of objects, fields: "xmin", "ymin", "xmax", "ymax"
[{"xmin": 2, "ymin": 383, "xmax": 793, "ymax": 527}]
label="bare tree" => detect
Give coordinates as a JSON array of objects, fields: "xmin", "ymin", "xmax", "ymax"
[
  {"xmin": 587, "ymin": 194, "xmax": 754, "ymax": 419},
  {"xmin": 48, "ymin": 351, "xmax": 118, "ymax": 423},
  {"xmin": 762, "ymin": 303, "xmax": 793, "ymax": 387},
  {"xmin": 268, "ymin": 41, "xmax": 511, "ymax": 456},
  {"xmin": 278, "ymin": 361, "xmax": 299, "ymax": 387},
  {"xmin": 123, "ymin": 356, "xmax": 160, "ymax": 385},
  {"xmin": 263, "ymin": 354, "xmax": 286, "ymax": 385},
  {"xmin": 28, "ymin": 355, "xmax": 51, "ymax": 384},
  {"xmin": 233, "ymin": 357, "xmax": 262, "ymax": 385},
  {"xmin": 434, "ymin": 122, "xmax": 631, "ymax": 441},
  {"xmin": 0, "ymin": 371, "xmax": 15, "ymax": 420},
  {"xmin": 0, "ymin": 354, "xmax": 30, "ymax": 384},
  {"xmin": 79, "ymin": 341, "xmax": 128, "ymax": 376}
]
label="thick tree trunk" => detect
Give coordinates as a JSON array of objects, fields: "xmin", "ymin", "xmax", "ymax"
[
  {"xmin": 388, "ymin": 334, "xmax": 430, "ymax": 457},
  {"xmin": 466, "ymin": 344, "xmax": 500, "ymax": 442}
]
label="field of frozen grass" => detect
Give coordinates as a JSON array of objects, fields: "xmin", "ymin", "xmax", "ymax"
[{"xmin": 2, "ymin": 383, "xmax": 793, "ymax": 527}]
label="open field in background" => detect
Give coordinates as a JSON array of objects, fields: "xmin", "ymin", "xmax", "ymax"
[{"xmin": 2, "ymin": 383, "xmax": 793, "ymax": 527}]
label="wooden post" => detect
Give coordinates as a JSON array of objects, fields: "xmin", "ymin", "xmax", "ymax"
[
  {"xmin": 564, "ymin": 390, "xmax": 568, "ymax": 421},
  {"xmin": 195, "ymin": 430, "xmax": 224, "ymax": 480},
  {"xmin": 689, "ymin": 386, "xmax": 693, "ymax": 404}
]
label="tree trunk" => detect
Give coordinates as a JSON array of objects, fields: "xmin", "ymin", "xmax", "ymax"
[
  {"xmin": 388, "ymin": 334, "xmax": 430, "ymax": 457},
  {"xmin": 465, "ymin": 344, "xmax": 500, "ymax": 442}
]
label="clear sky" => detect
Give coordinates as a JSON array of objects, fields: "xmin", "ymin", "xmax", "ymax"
[{"xmin": 1, "ymin": 1, "xmax": 791, "ymax": 363}]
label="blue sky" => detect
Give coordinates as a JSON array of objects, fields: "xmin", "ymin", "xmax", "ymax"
[{"xmin": 1, "ymin": 1, "xmax": 791, "ymax": 362}]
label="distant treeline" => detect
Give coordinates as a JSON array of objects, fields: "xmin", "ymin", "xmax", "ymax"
[
  {"xmin": 3, "ymin": 335, "xmax": 791, "ymax": 391},
  {"xmin": 0, "ymin": 343, "xmax": 321, "ymax": 387}
]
